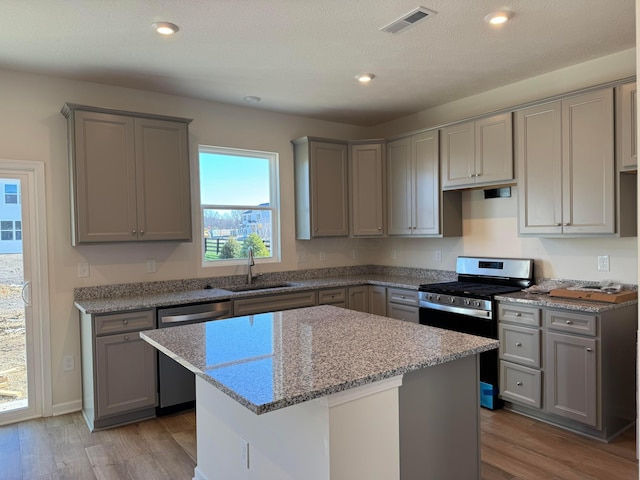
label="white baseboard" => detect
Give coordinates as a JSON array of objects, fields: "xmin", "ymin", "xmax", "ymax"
[
  {"xmin": 193, "ymin": 466, "xmax": 208, "ymax": 480},
  {"xmin": 51, "ymin": 399, "xmax": 82, "ymax": 416}
]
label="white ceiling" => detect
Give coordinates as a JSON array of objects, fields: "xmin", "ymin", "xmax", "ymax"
[{"xmin": 1, "ymin": 1, "xmax": 635, "ymax": 126}]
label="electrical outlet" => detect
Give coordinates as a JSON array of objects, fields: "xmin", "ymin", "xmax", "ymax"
[
  {"xmin": 146, "ymin": 259, "xmax": 157, "ymax": 273},
  {"xmin": 391, "ymin": 250, "xmax": 397, "ymax": 260},
  {"xmin": 319, "ymin": 251, "xmax": 326, "ymax": 262},
  {"xmin": 434, "ymin": 250, "xmax": 442, "ymax": 262},
  {"xmin": 597, "ymin": 255, "xmax": 610, "ymax": 272},
  {"xmin": 63, "ymin": 354, "xmax": 75, "ymax": 372},
  {"xmin": 77, "ymin": 262, "xmax": 89, "ymax": 278},
  {"xmin": 352, "ymin": 249, "xmax": 358, "ymax": 260}
]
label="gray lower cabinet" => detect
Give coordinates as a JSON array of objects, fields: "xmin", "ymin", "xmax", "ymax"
[
  {"xmin": 233, "ymin": 290, "xmax": 318, "ymax": 316},
  {"xmin": 369, "ymin": 286, "xmax": 387, "ymax": 316},
  {"xmin": 498, "ymin": 301, "xmax": 637, "ymax": 440},
  {"xmin": 347, "ymin": 285, "xmax": 369, "ymax": 312},
  {"xmin": 386, "ymin": 288, "xmax": 419, "ymax": 323},
  {"xmin": 80, "ymin": 309, "xmax": 157, "ymax": 431}
]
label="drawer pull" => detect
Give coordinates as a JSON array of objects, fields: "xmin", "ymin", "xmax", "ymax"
[
  {"xmin": 515, "ymin": 342, "xmax": 522, "ymax": 347},
  {"xmin": 124, "ymin": 335, "xmax": 130, "ymax": 341},
  {"xmin": 516, "ymin": 381, "xmax": 523, "ymax": 386},
  {"xmin": 122, "ymin": 319, "xmax": 128, "ymax": 325},
  {"xmin": 515, "ymin": 312, "xmax": 521, "ymax": 317},
  {"xmin": 566, "ymin": 320, "xmax": 573, "ymax": 325},
  {"xmin": 400, "ymin": 295, "xmax": 406, "ymax": 299}
]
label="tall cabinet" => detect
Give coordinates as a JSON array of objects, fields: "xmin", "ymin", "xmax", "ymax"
[
  {"xmin": 387, "ymin": 130, "xmax": 461, "ymax": 237},
  {"xmin": 61, "ymin": 104, "xmax": 192, "ymax": 245},
  {"xmin": 349, "ymin": 141, "xmax": 385, "ymax": 236},
  {"xmin": 292, "ymin": 137, "xmax": 349, "ymax": 239},
  {"xmin": 516, "ymin": 88, "xmax": 617, "ymax": 235}
]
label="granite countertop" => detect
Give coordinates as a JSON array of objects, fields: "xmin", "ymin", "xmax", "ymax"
[
  {"xmin": 74, "ymin": 274, "xmax": 428, "ymax": 314},
  {"xmin": 496, "ymin": 290, "xmax": 637, "ymax": 313},
  {"xmin": 140, "ymin": 305, "xmax": 498, "ymax": 415}
]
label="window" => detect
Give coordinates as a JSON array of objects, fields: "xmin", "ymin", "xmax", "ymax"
[
  {"xmin": 199, "ymin": 145, "xmax": 279, "ymax": 265},
  {"xmin": 4, "ymin": 184, "xmax": 19, "ymax": 204},
  {"xmin": 1, "ymin": 221, "xmax": 20, "ymax": 241}
]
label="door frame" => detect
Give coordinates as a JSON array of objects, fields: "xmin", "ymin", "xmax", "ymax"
[{"xmin": 0, "ymin": 159, "xmax": 51, "ymax": 424}]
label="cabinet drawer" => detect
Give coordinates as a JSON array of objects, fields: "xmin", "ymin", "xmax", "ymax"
[
  {"xmin": 387, "ymin": 303, "xmax": 419, "ymax": 323},
  {"xmin": 545, "ymin": 310, "xmax": 597, "ymax": 336},
  {"xmin": 94, "ymin": 310, "xmax": 155, "ymax": 336},
  {"xmin": 386, "ymin": 288, "xmax": 418, "ymax": 306},
  {"xmin": 233, "ymin": 291, "xmax": 317, "ymax": 316},
  {"xmin": 318, "ymin": 288, "xmax": 346, "ymax": 304},
  {"xmin": 500, "ymin": 361, "xmax": 542, "ymax": 409},
  {"xmin": 498, "ymin": 303, "xmax": 541, "ymax": 327},
  {"xmin": 499, "ymin": 324, "xmax": 541, "ymax": 368}
]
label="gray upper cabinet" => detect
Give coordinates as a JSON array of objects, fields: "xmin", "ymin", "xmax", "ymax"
[
  {"xmin": 517, "ymin": 88, "xmax": 616, "ymax": 236},
  {"xmin": 441, "ymin": 113, "xmax": 513, "ymax": 190},
  {"xmin": 616, "ymin": 82, "xmax": 637, "ymax": 172},
  {"xmin": 293, "ymin": 137, "xmax": 349, "ymax": 239},
  {"xmin": 387, "ymin": 130, "xmax": 460, "ymax": 237},
  {"xmin": 349, "ymin": 141, "xmax": 385, "ymax": 236},
  {"xmin": 62, "ymin": 104, "xmax": 192, "ymax": 245}
]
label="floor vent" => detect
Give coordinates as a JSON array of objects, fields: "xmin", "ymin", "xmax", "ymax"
[{"xmin": 379, "ymin": 6, "xmax": 437, "ymax": 34}]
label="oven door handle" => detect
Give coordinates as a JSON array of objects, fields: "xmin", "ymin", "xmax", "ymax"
[{"xmin": 420, "ymin": 301, "xmax": 492, "ymax": 320}]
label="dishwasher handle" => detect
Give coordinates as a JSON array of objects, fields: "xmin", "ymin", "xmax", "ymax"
[{"xmin": 160, "ymin": 308, "xmax": 230, "ymax": 325}]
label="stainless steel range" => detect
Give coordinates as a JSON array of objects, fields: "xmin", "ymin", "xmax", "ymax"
[{"xmin": 418, "ymin": 256, "xmax": 534, "ymax": 409}]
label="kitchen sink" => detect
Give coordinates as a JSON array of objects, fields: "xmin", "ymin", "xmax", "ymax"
[{"xmin": 221, "ymin": 282, "xmax": 294, "ymax": 292}]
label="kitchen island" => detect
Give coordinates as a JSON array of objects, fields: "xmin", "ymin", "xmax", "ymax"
[{"xmin": 141, "ymin": 305, "xmax": 498, "ymax": 480}]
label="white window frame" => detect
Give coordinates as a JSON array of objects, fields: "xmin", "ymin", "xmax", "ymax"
[{"xmin": 198, "ymin": 145, "xmax": 281, "ymax": 268}]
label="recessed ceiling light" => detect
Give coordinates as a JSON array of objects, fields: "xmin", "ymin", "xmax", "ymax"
[
  {"xmin": 484, "ymin": 11, "xmax": 512, "ymax": 25},
  {"xmin": 152, "ymin": 22, "xmax": 179, "ymax": 35},
  {"xmin": 355, "ymin": 73, "xmax": 375, "ymax": 83},
  {"xmin": 244, "ymin": 96, "xmax": 261, "ymax": 103}
]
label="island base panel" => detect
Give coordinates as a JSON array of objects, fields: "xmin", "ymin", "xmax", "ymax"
[{"xmin": 399, "ymin": 354, "xmax": 481, "ymax": 480}]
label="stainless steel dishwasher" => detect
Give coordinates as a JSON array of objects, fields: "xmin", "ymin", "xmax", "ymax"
[{"xmin": 157, "ymin": 300, "xmax": 231, "ymax": 414}]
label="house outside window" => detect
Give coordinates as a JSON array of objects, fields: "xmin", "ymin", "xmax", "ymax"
[
  {"xmin": 199, "ymin": 145, "xmax": 280, "ymax": 265},
  {"xmin": 4, "ymin": 183, "xmax": 19, "ymax": 204},
  {"xmin": 1, "ymin": 220, "xmax": 20, "ymax": 241}
]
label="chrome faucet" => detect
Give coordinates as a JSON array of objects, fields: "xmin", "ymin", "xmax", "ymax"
[{"xmin": 247, "ymin": 246, "xmax": 256, "ymax": 285}]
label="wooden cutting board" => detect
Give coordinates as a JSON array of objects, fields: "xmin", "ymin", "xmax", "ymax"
[{"xmin": 548, "ymin": 288, "xmax": 637, "ymax": 303}]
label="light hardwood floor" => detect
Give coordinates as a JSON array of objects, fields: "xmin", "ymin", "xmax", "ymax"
[{"xmin": 0, "ymin": 408, "xmax": 636, "ymax": 479}]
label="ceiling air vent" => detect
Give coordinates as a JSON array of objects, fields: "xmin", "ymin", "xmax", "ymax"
[{"xmin": 379, "ymin": 6, "xmax": 437, "ymax": 34}]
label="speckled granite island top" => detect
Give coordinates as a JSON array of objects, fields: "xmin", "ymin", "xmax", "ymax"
[{"xmin": 140, "ymin": 305, "xmax": 498, "ymax": 415}]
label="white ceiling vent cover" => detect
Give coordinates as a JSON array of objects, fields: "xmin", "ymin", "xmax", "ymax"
[{"xmin": 379, "ymin": 7, "xmax": 437, "ymax": 34}]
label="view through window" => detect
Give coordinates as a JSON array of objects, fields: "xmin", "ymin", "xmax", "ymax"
[{"xmin": 199, "ymin": 146, "xmax": 279, "ymax": 264}]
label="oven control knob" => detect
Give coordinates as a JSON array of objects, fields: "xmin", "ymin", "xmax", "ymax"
[
  {"xmin": 464, "ymin": 299, "xmax": 470, "ymax": 306},
  {"xmin": 436, "ymin": 295, "xmax": 441, "ymax": 302},
  {"xmin": 450, "ymin": 297, "xmax": 455, "ymax": 304},
  {"xmin": 474, "ymin": 300, "xmax": 481, "ymax": 308}
]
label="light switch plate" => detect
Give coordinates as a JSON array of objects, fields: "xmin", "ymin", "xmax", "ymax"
[
  {"xmin": 77, "ymin": 262, "xmax": 89, "ymax": 278},
  {"xmin": 146, "ymin": 260, "xmax": 157, "ymax": 273},
  {"xmin": 597, "ymin": 255, "xmax": 610, "ymax": 272}
]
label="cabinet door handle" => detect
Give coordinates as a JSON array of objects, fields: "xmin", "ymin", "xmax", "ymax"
[
  {"xmin": 586, "ymin": 347, "xmax": 593, "ymax": 352},
  {"xmin": 378, "ymin": 226, "xmax": 382, "ymax": 231},
  {"xmin": 563, "ymin": 223, "xmax": 571, "ymax": 226},
  {"xmin": 124, "ymin": 335, "xmax": 130, "ymax": 341},
  {"xmin": 566, "ymin": 320, "xmax": 573, "ymax": 325},
  {"xmin": 123, "ymin": 319, "xmax": 128, "ymax": 325},
  {"xmin": 516, "ymin": 381, "xmax": 523, "ymax": 386},
  {"xmin": 314, "ymin": 228, "xmax": 318, "ymax": 232},
  {"xmin": 140, "ymin": 229, "xmax": 145, "ymax": 235},
  {"xmin": 515, "ymin": 342, "xmax": 522, "ymax": 347},
  {"xmin": 132, "ymin": 230, "xmax": 137, "ymax": 235}
]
